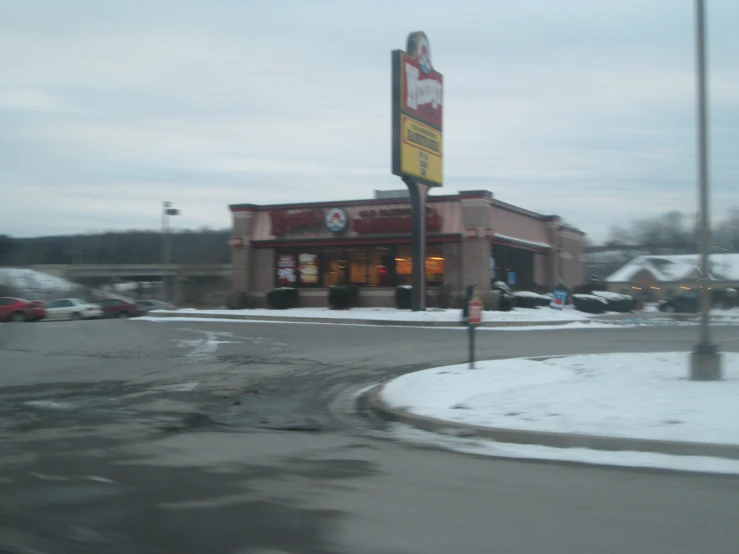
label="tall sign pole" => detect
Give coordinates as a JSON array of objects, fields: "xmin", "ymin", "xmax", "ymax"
[
  {"xmin": 392, "ymin": 31, "xmax": 444, "ymax": 311},
  {"xmin": 690, "ymin": 0, "xmax": 721, "ymax": 380}
]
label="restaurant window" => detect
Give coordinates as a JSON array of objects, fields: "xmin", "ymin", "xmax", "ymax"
[
  {"xmin": 277, "ymin": 244, "xmax": 444, "ymax": 288},
  {"xmin": 348, "ymin": 248, "xmax": 369, "ymax": 286},
  {"xmin": 395, "ymin": 245, "xmax": 444, "ymax": 287},
  {"xmin": 276, "ymin": 253, "xmax": 297, "ymax": 287},
  {"xmin": 368, "ymin": 247, "xmax": 394, "ymax": 287},
  {"xmin": 492, "ymin": 244, "xmax": 533, "ymax": 288},
  {"xmin": 395, "ymin": 245, "xmax": 412, "ymax": 286},
  {"xmin": 426, "ymin": 244, "xmax": 444, "ymax": 286},
  {"xmin": 323, "ymin": 249, "xmax": 348, "ymax": 286},
  {"xmin": 297, "ymin": 252, "xmax": 320, "ymax": 286}
]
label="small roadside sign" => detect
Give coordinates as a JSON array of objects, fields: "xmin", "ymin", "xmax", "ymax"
[
  {"xmin": 550, "ymin": 289, "xmax": 568, "ymax": 310},
  {"xmin": 467, "ymin": 299, "xmax": 483, "ymax": 326}
]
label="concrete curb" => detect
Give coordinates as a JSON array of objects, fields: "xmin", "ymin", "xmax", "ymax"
[
  {"xmin": 367, "ymin": 383, "xmax": 739, "ymax": 460},
  {"xmin": 149, "ymin": 311, "xmax": 587, "ymax": 328}
]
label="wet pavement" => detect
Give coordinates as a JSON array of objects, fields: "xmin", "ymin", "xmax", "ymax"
[{"xmin": 1, "ymin": 318, "xmax": 739, "ymax": 553}]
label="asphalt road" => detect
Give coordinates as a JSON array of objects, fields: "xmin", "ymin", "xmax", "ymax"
[{"xmin": 1, "ymin": 318, "xmax": 739, "ymax": 554}]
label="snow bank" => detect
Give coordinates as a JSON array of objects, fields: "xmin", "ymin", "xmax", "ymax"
[{"xmin": 0, "ymin": 268, "xmax": 77, "ymax": 299}]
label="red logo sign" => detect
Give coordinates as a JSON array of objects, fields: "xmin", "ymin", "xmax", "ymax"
[
  {"xmin": 352, "ymin": 208, "xmax": 443, "ymax": 234},
  {"xmin": 401, "ymin": 32, "xmax": 443, "ymax": 128},
  {"xmin": 270, "ymin": 209, "xmax": 324, "ymax": 236}
]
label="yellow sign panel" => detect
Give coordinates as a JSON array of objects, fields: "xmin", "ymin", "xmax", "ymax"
[{"xmin": 399, "ymin": 115, "xmax": 443, "ymax": 186}]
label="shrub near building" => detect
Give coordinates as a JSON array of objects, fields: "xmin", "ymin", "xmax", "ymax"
[
  {"xmin": 266, "ymin": 287, "xmax": 299, "ymax": 309},
  {"xmin": 225, "ymin": 291, "xmax": 254, "ymax": 310},
  {"xmin": 592, "ymin": 291, "xmax": 636, "ymax": 313},
  {"xmin": 328, "ymin": 285, "xmax": 360, "ymax": 310},
  {"xmin": 572, "ymin": 294, "xmax": 609, "ymax": 314}
]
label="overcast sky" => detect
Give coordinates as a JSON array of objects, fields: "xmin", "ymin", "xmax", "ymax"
[{"xmin": 1, "ymin": 0, "xmax": 738, "ymax": 242}]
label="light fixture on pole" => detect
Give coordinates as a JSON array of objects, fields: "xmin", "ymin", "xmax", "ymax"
[
  {"xmin": 690, "ymin": 0, "xmax": 721, "ymax": 380},
  {"xmin": 161, "ymin": 201, "xmax": 180, "ymax": 302}
]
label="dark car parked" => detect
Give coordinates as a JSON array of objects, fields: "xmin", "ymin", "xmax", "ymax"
[
  {"xmin": 99, "ymin": 298, "xmax": 144, "ymax": 318},
  {"xmin": 658, "ymin": 288, "xmax": 738, "ymax": 313},
  {"xmin": 0, "ymin": 297, "xmax": 46, "ymax": 322}
]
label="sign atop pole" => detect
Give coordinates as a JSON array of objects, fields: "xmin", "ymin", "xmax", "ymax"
[
  {"xmin": 392, "ymin": 31, "xmax": 444, "ymax": 187},
  {"xmin": 392, "ymin": 32, "xmax": 444, "ymax": 311}
]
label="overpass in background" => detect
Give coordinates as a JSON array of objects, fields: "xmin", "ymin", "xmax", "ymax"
[{"xmin": 29, "ymin": 264, "xmax": 232, "ymax": 306}]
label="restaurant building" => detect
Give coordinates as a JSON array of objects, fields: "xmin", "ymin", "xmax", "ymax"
[{"xmin": 229, "ymin": 190, "xmax": 586, "ymax": 307}]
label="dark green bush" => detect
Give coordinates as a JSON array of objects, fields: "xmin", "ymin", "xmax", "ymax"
[
  {"xmin": 592, "ymin": 292, "xmax": 636, "ymax": 313},
  {"xmin": 328, "ymin": 285, "xmax": 360, "ymax": 309},
  {"xmin": 225, "ymin": 291, "xmax": 253, "ymax": 310},
  {"xmin": 538, "ymin": 295, "xmax": 552, "ymax": 307},
  {"xmin": 395, "ymin": 286, "xmax": 412, "ymax": 310},
  {"xmin": 266, "ymin": 287, "xmax": 299, "ymax": 309},
  {"xmin": 572, "ymin": 294, "xmax": 608, "ymax": 314},
  {"xmin": 513, "ymin": 293, "xmax": 545, "ymax": 309}
]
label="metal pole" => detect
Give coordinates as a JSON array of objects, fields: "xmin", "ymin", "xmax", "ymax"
[
  {"xmin": 404, "ymin": 177, "xmax": 428, "ymax": 311},
  {"xmin": 162, "ymin": 202, "xmax": 170, "ymax": 301},
  {"xmin": 468, "ymin": 325, "xmax": 475, "ymax": 369},
  {"xmin": 690, "ymin": 0, "xmax": 721, "ymax": 380},
  {"xmin": 696, "ymin": 0, "xmax": 710, "ymax": 348}
]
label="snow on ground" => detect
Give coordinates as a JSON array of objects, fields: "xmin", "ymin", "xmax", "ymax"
[
  {"xmin": 0, "ymin": 268, "xmax": 77, "ymax": 299},
  {"xmin": 170, "ymin": 306, "xmax": 590, "ymax": 322},
  {"xmin": 380, "ymin": 353, "xmax": 739, "ymax": 445},
  {"xmin": 390, "ymin": 424, "xmax": 739, "ymax": 475},
  {"xmin": 137, "ymin": 316, "xmax": 627, "ymax": 331}
]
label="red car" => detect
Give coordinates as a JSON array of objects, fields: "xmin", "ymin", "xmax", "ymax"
[
  {"xmin": 99, "ymin": 298, "xmax": 145, "ymax": 318},
  {"xmin": 0, "ymin": 297, "xmax": 46, "ymax": 322}
]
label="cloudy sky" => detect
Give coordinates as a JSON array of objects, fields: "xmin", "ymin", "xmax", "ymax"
[{"xmin": 1, "ymin": 0, "xmax": 737, "ymax": 241}]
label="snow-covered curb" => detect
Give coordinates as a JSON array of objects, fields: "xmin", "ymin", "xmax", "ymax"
[
  {"xmin": 161, "ymin": 306, "xmax": 590, "ymax": 323},
  {"xmin": 391, "ymin": 424, "xmax": 739, "ymax": 475}
]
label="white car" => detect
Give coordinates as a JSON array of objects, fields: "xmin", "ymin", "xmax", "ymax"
[{"xmin": 44, "ymin": 298, "xmax": 104, "ymax": 321}]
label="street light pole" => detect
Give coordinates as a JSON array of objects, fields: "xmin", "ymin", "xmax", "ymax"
[
  {"xmin": 690, "ymin": 0, "xmax": 721, "ymax": 380},
  {"xmin": 161, "ymin": 201, "xmax": 180, "ymax": 302}
]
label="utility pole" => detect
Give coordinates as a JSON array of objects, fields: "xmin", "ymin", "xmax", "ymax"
[
  {"xmin": 690, "ymin": 0, "xmax": 721, "ymax": 380},
  {"xmin": 161, "ymin": 201, "xmax": 180, "ymax": 302}
]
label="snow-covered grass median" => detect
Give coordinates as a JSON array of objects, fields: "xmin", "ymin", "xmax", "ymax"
[{"xmin": 381, "ymin": 353, "xmax": 739, "ymax": 445}]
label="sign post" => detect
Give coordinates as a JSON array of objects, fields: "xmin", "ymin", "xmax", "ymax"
[
  {"xmin": 467, "ymin": 298, "xmax": 483, "ymax": 369},
  {"xmin": 392, "ymin": 31, "xmax": 444, "ymax": 311},
  {"xmin": 462, "ymin": 284, "xmax": 482, "ymax": 368}
]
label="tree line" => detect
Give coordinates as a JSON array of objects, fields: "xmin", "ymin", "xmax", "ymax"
[
  {"xmin": 587, "ymin": 208, "xmax": 739, "ymax": 282},
  {"xmin": 606, "ymin": 208, "xmax": 739, "ymax": 254},
  {"xmin": 0, "ymin": 229, "xmax": 231, "ymax": 267}
]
